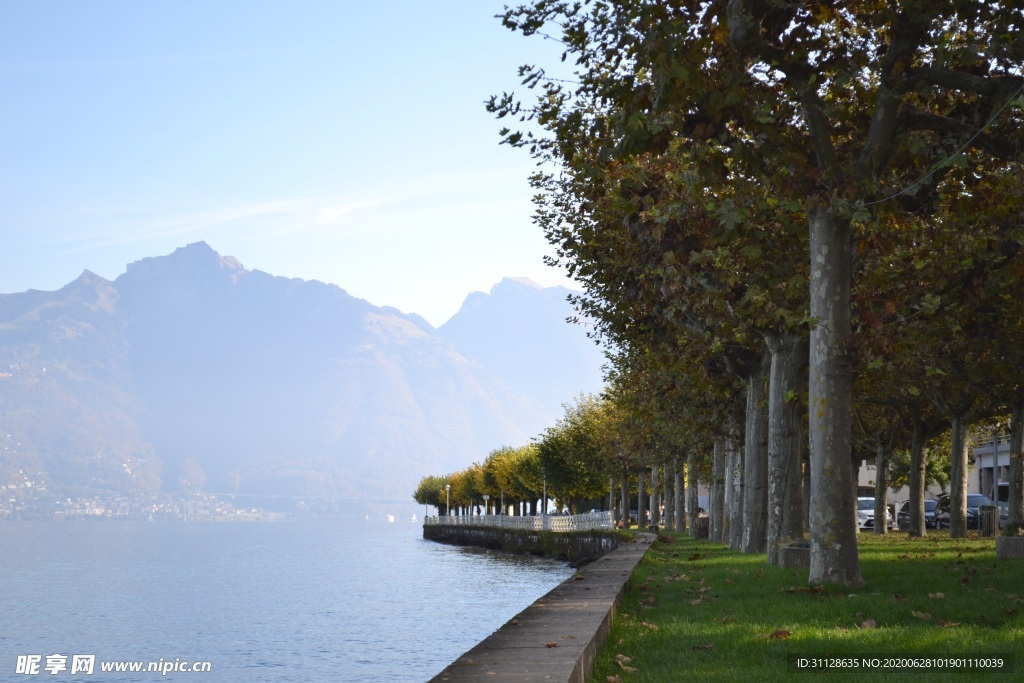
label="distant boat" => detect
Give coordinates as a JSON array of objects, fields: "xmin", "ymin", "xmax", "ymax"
[
  {"xmin": 387, "ymin": 514, "xmax": 395, "ymax": 523},
  {"xmin": 364, "ymin": 514, "xmax": 370, "ymax": 522},
  {"xmin": 411, "ymin": 514, "xmax": 417, "ymax": 523}
]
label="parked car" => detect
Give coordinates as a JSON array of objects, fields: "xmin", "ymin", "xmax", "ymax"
[
  {"xmin": 856, "ymin": 497, "xmax": 892, "ymax": 531},
  {"xmin": 897, "ymin": 499, "xmax": 941, "ymax": 530},
  {"xmin": 935, "ymin": 493, "xmax": 995, "ymax": 530}
]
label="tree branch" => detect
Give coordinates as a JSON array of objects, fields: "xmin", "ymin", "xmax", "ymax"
[{"xmin": 897, "ymin": 107, "xmax": 1023, "ymax": 162}]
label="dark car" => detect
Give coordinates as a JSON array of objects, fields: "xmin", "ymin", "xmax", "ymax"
[
  {"xmin": 935, "ymin": 493, "xmax": 995, "ymax": 530},
  {"xmin": 897, "ymin": 499, "xmax": 941, "ymax": 530}
]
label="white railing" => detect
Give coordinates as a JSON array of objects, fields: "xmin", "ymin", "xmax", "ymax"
[{"xmin": 424, "ymin": 510, "xmax": 615, "ymax": 532}]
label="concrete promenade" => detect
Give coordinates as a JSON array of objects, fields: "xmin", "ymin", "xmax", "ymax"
[{"xmin": 428, "ymin": 532, "xmax": 654, "ymax": 683}]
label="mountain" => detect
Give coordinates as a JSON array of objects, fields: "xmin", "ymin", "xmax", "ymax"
[
  {"xmin": 438, "ymin": 278, "xmax": 605, "ymax": 417},
  {"xmin": 0, "ymin": 243, "xmax": 602, "ymax": 511}
]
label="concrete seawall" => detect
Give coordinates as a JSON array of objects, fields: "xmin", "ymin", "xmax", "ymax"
[
  {"xmin": 422, "ymin": 524, "xmax": 620, "ymax": 564},
  {"xmin": 428, "ymin": 532, "xmax": 654, "ymax": 682}
]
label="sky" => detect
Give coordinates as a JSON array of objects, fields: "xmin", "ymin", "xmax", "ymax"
[{"xmin": 0, "ymin": 1, "xmax": 578, "ymax": 327}]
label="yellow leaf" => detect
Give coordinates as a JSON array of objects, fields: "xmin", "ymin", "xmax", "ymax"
[
  {"xmin": 911, "ymin": 611, "xmax": 932, "ymax": 620},
  {"xmin": 928, "ymin": 592, "xmax": 945, "ymax": 599},
  {"xmin": 769, "ymin": 629, "xmax": 792, "ymax": 640}
]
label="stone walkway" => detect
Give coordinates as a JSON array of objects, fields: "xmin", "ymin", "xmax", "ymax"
[{"xmin": 428, "ymin": 533, "xmax": 654, "ymax": 683}]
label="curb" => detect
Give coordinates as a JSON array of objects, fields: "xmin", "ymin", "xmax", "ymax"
[{"xmin": 428, "ymin": 533, "xmax": 654, "ymax": 682}]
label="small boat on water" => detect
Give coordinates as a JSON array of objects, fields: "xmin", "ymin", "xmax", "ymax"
[
  {"xmin": 387, "ymin": 514, "xmax": 395, "ymax": 523},
  {"xmin": 411, "ymin": 513, "xmax": 417, "ymax": 523}
]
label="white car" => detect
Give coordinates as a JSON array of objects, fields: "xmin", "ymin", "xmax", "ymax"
[{"xmin": 857, "ymin": 497, "xmax": 892, "ymax": 531}]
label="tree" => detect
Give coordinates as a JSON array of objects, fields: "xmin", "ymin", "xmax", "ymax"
[
  {"xmin": 413, "ymin": 474, "xmax": 449, "ymax": 514},
  {"xmin": 494, "ymin": 0, "xmax": 1024, "ymax": 585}
]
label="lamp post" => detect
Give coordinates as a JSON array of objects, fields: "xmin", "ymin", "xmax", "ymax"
[
  {"xmin": 445, "ymin": 484, "xmax": 450, "ymax": 517},
  {"xmin": 482, "ymin": 494, "xmax": 490, "ymax": 516},
  {"xmin": 542, "ymin": 467, "xmax": 547, "ymax": 530}
]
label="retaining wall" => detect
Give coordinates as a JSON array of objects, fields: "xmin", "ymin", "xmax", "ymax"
[{"xmin": 423, "ymin": 524, "xmax": 620, "ymax": 564}]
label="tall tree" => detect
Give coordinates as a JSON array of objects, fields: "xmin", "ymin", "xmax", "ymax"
[{"xmin": 494, "ymin": 0, "xmax": 1023, "ymax": 585}]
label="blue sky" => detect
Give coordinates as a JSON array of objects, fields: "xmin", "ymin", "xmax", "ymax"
[{"xmin": 0, "ymin": 1, "xmax": 575, "ymax": 326}]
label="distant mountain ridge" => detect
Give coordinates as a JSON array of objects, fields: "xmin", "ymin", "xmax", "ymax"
[{"xmin": 0, "ymin": 242, "xmax": 604, "ymax": 510}]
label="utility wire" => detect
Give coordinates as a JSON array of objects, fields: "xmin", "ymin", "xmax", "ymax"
[{"xmin": 864, "ymin": 82, "xmax": 1024, "ymax": 207}]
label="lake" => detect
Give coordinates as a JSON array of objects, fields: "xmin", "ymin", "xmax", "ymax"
[{"xmin": 0, "ymin": 520, "xmax": 575, "ymax": 682}]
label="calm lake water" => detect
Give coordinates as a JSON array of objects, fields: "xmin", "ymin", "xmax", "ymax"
[{"xmin": 0, "ymin": 521, "xmax": 574, "ymax": 682}]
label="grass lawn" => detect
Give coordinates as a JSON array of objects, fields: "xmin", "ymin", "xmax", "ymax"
[{"xmin": 590, "ymin": 531, "xmax": 1022, "ymax": 682}]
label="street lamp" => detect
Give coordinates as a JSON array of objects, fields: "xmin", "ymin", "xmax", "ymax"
[
  {"xmin": 542, "ymin": 467, "xmax": 547, "ymax": 529},
  {"xmin": 482, "ymin": 494, "xmax": 490, "ymax": 516},
  {"xmin": 445, "ymin": 484, "xmax": 450, "ymax": 517}
]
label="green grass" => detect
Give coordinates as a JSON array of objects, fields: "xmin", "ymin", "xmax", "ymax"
[{"xmin": 589, "ymin": 531, "xmax": 1023, "ymax": 682}]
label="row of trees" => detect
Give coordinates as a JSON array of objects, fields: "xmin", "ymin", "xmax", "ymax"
[
  {"xmin": 476, "ymin": 0, "xmax": 1024, "ymax": 586},
  {"xmin": 413, "ymin": 393, "xmax": 700, "ymax": 530}
]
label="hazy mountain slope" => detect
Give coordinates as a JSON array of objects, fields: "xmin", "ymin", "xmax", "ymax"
[
  {"xmin": 438, "ymin": 277, "xmax": 606, "ymax": 417},
  {"xmin": 1, "ymin": 243, "xmax": 579, "ymax": 507}
]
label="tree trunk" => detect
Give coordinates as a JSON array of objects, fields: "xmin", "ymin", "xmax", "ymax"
[
  {"xmin": 650, "ymin": 464, "xmax": 660, "ymax": 528},
  {"xmin": 674, "ymin": 458, "xmax": 685, "ymax": 533},
  {"xmin": 723, "ymin": 434, "xmax": 735, "ymax": 547},
  {"xmin": 637, "ymin": 469, "xmax": 647, "ymax": 531},
  {"xmin": 664, "ymin": 462, "xmax": 674, "ymax": 529},
  {"xmin": 620, "ymin": 472, "xmax": 630, "ymax": 529},
  {"xmin": 909, "ymin": 419, "xmax": 928, "ymax": 537},
  {"xmin": 727, "ymin": 428, "xmax": 744, "ymax": 550},
  {"xmin": 1010, "ymin": 404, "xmax": 1024, "ymax": 533},
  {"xmin": 807, "ymin": 206, "xmax": 863, "ymax": 586},
  {"xmin": 710, "ymin": 437, "xmax": 726, "ymax": 542},
  {"xmin": 687, "ymin": 453, "xmax": 699, "ymax": 535},
  {"xmin": 743, "ymin": 351, "xmax": 770, "ymax": 553},
  {"xmin": 765, "ymin": 333, "xmax": 807, "ymax": 565},
  {"xmin": 949, "ymin": 415, "xmax": 969, "ymax": 538},
  {"xmin": 873, "ymin": 441, "xmax": 890, "ymax": 535}
]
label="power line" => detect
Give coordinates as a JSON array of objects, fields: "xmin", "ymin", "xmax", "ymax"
[{"xmin": 864, "ymin": 82, "xmax": 1024, "ymax": 207}]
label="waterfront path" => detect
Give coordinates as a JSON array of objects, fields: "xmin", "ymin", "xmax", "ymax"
[{"xmin": 428, "ymin": 532, "xmax": 655, "ymax": 683}]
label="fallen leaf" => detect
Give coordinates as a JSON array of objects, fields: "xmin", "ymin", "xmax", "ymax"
[
  {"xmin": 614, "ymin": 654, "xmax": 636, "ymax": 672},
  {"xmin": 769, "ymin": 629, "xmax": 792, "ymax": 640},
  {"xmin": 940, "ymin": 620, "xmax": 959, "ymax": 628},
  {"xmin": 911, "ymin": 611, "xmax": 932, "ymax": 621},
  {"xmin": 606, "ymin": 677, "xmax": 622, "ymax": 683},
  {"xmin": 860, "ymin": 619, "xmax": 877, "ymax": 629},
  {"xmin": 690, "ymin": 598, "xmax": 703, "ymax": 605},
  {"xmin": 693, "ymin": 643, "xmax": 715, "ymax": 650},
  {"xmin": 640, "ymin": 621, "xmax": 658, "ymax": 630},
  {"xmin": 724, "ymin": 579, "xmax": 734, "ymax": 584},
  {"xmin": 545, "ymin": 642, "xmax": 558, "ymax": 648},
  {"xmin": 928, "ymin": 592, "xmax": 945, "ymax": 599},
  {"xmin": 985, "ymin": 587, "xmax": 997, "ymax": 593},
  {"xmin": 511, "ymin": 620, "xmax": 520, "ymax": 626},
  {"xmin": 960, "ymin": 577, "xmax": 970, "ymax": 585},
  {"xmin": 893, "ymin": 594, "xmax": 905, "ymax": 600}
]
